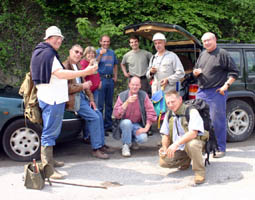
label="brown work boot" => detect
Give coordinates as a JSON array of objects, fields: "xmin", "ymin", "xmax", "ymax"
[
  {"xmin": 100, "ymin": 145, "xmax": 115, "ymax": 154},
  {"xmin": 194, "ymin": 174, "xmax": 205, "ymax": 184},
  {"xmin": 92, "ymin": 149, "xmax": 109, "ymax": 159}
]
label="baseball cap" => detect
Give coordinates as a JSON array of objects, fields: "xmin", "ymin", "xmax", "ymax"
[
  {"xmin": 152, "ymin": 32, "xmax": 166, "ymax": 41},
  {"xmin": 44, "ymin": 26, "xmax": 64, "ymax": 40}
]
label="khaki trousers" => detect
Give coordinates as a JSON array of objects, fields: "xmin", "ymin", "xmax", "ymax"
[{"xmin": 159, "ymin": 139, "xmax": 205, "ymax": 176}]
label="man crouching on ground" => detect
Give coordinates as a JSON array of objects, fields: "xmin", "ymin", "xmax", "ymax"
[
  {"xmin": 113, "ymin": 76, "xmax": 157, "ymax": 157},
  {"xmin": 159, "ymin": 91, "xmax": 207, "ymax": 184}
]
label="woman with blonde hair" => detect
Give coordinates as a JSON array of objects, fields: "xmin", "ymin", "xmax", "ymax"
[{"xmin": 80, "ymin": 46, "xmax": 102, "ymax": 142}]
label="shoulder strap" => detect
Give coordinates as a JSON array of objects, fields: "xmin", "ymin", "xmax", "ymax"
[
  {"xmin": 138, "ymin": 90, "xmax": 147, "ymax": 126},
  {"xmin": 166, "ymin": 111, "xmax": 174, "ymax": 144}
]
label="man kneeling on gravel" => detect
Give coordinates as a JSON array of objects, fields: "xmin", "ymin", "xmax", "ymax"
[{"xmin": 159, "ymin": 91, "xmax": 207, "ymax": 184}]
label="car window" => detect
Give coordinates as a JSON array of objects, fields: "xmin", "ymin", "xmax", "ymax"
[
  {"xmin": 245, "ymin": 50, "xmax": 255, "ymax": 74},
  {"xmin": 228, "ymin": 51, "xmax": 241, "ymax": 73}
]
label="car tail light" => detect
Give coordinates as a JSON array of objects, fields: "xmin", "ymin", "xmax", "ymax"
[{"xmin": 189, "ymin": 84, "xmax": 198, "ymax": 99}]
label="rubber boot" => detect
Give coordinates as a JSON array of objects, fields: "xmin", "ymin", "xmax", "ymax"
[{"xmin": 41, "ymin": 146, "xmax": 65, "ymax": 179}]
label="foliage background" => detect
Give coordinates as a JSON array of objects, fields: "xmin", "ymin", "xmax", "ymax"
[{"xmin": 1, "ymin": 0, "xmax": 255, "ymax": 96}]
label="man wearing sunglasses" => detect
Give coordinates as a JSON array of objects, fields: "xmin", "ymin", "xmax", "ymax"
[{"xmin": 63, "ymin": 44, "xmax": 115, "ymax": 160}]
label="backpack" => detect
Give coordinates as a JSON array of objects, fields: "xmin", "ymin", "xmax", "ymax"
[
  {"xmin": 168, "ymin": 98, "xmax": 219, "ymax": 166},
  {"xmin": 19, "ymin": 72, "xmax": 42, "ymax": 125}
]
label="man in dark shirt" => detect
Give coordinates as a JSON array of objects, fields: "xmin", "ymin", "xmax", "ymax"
[{"xmin": 193, "ymin": 32, "xmax": 239, "ymax": 158}]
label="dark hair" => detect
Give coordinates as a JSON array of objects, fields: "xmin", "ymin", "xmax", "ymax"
[{"xmin": 129, "ymin": 35, "xmax": 139, "ymax": 42}]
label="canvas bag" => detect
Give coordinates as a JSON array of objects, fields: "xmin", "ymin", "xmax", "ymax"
[
  {"xmin": 19, "ymin": 72, "xmax": 42, "ymax": 125},
  {"xmin": 24, "ymin": 162, "xmax": 53, "ymax": 190}
]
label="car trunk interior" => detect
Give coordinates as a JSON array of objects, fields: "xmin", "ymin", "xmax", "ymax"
[{"xmin": 124, "ymin": 22, "xmax": 203, "ymax": 99}]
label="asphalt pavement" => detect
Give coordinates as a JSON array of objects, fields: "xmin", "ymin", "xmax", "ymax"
[{"xmin": 0, "ymin": 131, "xmax": 254, "ymax": 200}]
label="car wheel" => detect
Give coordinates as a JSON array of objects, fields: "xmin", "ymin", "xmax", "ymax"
[
  {"xmin": 226, "ymin": 100, "xmax": 255, "ymax": 142},
  {"xmin": 2, "ymin": 118, "xmax": 42, "ymax": 162}
]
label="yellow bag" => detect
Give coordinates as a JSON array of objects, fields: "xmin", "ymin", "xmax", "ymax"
[{"xmin": 19, "ymin": 72, "xmax": 42, "ymax": 125}]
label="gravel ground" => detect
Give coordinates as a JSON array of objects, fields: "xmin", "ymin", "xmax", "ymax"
[{"xmin": 0, "ymin": 132, "xmax": 254, "ymax": 200}]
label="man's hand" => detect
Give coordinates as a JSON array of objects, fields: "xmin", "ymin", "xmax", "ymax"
[
  {"xmin": 127, "ymin": 94, "xmax": 137, "ymax": 103},
  {"xmin": 90, "ymin": 101, "xmax": 97, "ymax": 110},
  {"xmin": 216, "ymin": 84, "xmax": 228, "ymax": 95},
  {"xmin": 193, "ymin": 68, "xmax": 202, "ymax": 77},
  {"xmin": 82, "ymin": 81, "xmax": 92, "ymax": 89},
  {"xmin": 123, "ymin": 71, "xmax": 130, "ymax": 78},
  {"xmin": 160, "ymin": 79, "xmax": 168, "ymax": 88},
  {"xmin": 158, "ymin": 147, "xmax": 167, "ymax": 157},
  {"xmin": 135, "ymin": 127, "xmax": 148, "ymax": 135},
  {"xmin": 113, "ymin": 76, "xmax": 117, "ymax": 82},
  {"xmin": 150, "ymin": 66, "xmax": 157, "ymax": 74},
  {"xmin": 100, "ymin": 48, "xmax": 107, "ymax": 55},
  {"xmin": 84, "ymin": 65, "xmax": 98, "ymax": 75},
  {"xmin": 166, "ymin": 143, "xmax": 179, "ymax": 158}
]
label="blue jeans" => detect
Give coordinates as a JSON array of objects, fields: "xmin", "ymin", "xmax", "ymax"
[
  {"xmin": 38, "ymin": 100, "xmax": 65, "ymax": 146},
  {"xmin": 98, "ymin": 78, "xmax": 114, "ymax": 130},
  {"xmin": 196, "ymin": 87, "xmax": 227, "ymax": 152},
  {"xmin": 83, "ymin": 89, "xmax": 100, "ymax": 139},
  {"xmin": 119, "ymin": 119, "xmax": 148, "ymax": 145},
  {"xmin": 78, "ymin": 92, "xmax": 105, "ymax": 149}
]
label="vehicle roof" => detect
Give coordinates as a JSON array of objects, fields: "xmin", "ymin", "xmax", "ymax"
[{"xmin": 218, "ymin": 43, "xmax": 255, "ymax": 49}]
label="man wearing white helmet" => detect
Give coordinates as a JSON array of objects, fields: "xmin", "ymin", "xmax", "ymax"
[
  {"xmin": 30, "ymin": 26, "xmax": 97, "ymax": 179},
  {"xmin": 146, "ymin": 32, "xmax": 185, "ymax": 94}
]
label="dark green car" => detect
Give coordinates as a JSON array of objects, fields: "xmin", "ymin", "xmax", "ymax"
[
  {"xmin": 124, "ymin": 22, "xmax": 255, "ymax": 142},
  {"xmin": 0, "ymin": 84, "xmax": 84, "ymax": 161}
]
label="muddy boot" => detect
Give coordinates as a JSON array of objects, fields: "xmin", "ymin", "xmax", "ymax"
[{"xmin": 41, "ymin": 146, "xmax": 65, "ymax": 179}]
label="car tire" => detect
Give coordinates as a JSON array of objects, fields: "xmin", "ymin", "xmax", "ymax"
[
  {"xmin": 2, "ymin": 118, "xmax": 42, "ymax": 162},
  {"xmin": 226, "ymin": 100, "xmax": 255, "ymax": 142}
]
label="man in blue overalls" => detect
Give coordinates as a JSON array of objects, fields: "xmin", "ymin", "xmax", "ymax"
[{"xmin": 96, "ymin": 35, "xmax": 118, "ymax": 134}]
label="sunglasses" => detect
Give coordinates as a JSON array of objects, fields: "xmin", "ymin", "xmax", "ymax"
[{"xmin": 74, "ymin": 50, "xmax": 83, "ymax": 56}]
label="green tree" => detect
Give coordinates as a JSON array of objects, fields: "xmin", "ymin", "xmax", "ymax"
[{"xmin": 1, "ymin": 0, "xmax": 255, "ymax": 86}]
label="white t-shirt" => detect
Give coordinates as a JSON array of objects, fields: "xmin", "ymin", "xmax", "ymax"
[
  {"xmin": 36, "ymin": 56, "xmax": 68, "ymax": 105},
  {"xmin": 72, "ymin": 64, "xmax": 81, "ymax": 83},
  {"xmin": 160, "ymin": 108, "xmax": 204, "ymax": 150}
]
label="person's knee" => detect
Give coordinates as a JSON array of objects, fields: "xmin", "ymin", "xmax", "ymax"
[
  {"xmin": 120, "ymin": 119, "xmax": 132, "ymax": 128},
  {"xmin": 136, "ymin": 133, "xmax": 148, "ymax": 144}
]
